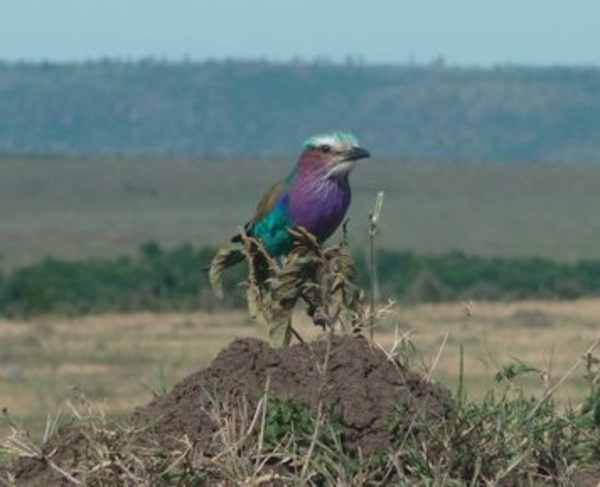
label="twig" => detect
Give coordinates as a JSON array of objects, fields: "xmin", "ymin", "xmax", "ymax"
[
  {"xmin": 301, "ymin": 338, "xmax": 333, "ymax": 479},
  {"xmin": 526, "ymin": 337, "xmax": 600, "ymax": 422},
  {"xmin": 423, "ymin": 332, "xmax": 449, "ymax": 382},
  {"xmin": 368, "ymin": 191, "xmax": 385, "ymax": 343}
]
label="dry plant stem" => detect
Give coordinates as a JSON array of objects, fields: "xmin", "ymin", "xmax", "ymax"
[
  {"xmin": 250, "ymin": 473, "xmax": 285, "ymax": 486},
  {"xmin": 255, "ymin": 377, "xmax": 270, "ymax": 473},
  {"xmin": 300, "ymin": 338, "xmax": 332, "ymax": 479},
  {"xmin": 380, "ymin": 325, "xmax": 409, "ymax": 359},
  {"xmin": 3, "ymin": 430, "xmax": 81, "ymax": 485},
  {"xmin": 495, "ymin": 449, "xmax": 533, "ymax": 485},
  {"xmin": 237, "ymin": 227, "xmax": 279, "ymax": 273},
  {"xmin": 161, "ymin": 436, "xmax": 193, "ymax": 477},
  {"xmin": 423, "ymin": 332, "xmax": 449, "ymax": 382},
  {"xmin": 43, "ymin": 411, "xmax": 62, "ymax": 444},
  {"xmin": 2, "ymin": 408, "xmax": 83, "ymax": 485},
  {"xmin": 368, "ymin": 191, "xmax": 385, "ymax": 343},
  {"xmin": 527, "ymin": 337, "xmax": 600, "ymax": 422},
  {"xmin": 236, "ymin": 396, "xmax": 265, "ymax": 453},
  {"xmin": 289, "ymin": 325, "xmax": 306, "ymax": 344},
  {"xmin": 45, "ymin": 457, "xmax": 82, "ymax": 485},
  {"xmin": 368, "ymin": 223, "xmax": 376, "ymax": 343}
]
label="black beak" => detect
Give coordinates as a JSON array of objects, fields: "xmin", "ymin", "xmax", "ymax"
[{"xmin": 344, "ymin": 146, "xmax": 370, "ymax": 161}]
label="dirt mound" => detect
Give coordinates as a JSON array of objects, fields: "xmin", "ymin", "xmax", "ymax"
[
  {"xmin": 8, "ymin": 335, "xmax": 600, "ymax": 486},
  {"xmin": 134, "ymin": 335, "xmax": 455, "ymax": 456},
  {"xmin": 8, "ymin": 335, "xmax": 457, "ymax": 486}
]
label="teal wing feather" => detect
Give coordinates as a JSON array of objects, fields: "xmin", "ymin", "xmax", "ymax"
[
  {"xmin": 232, "ymin": 167, "xmax": 299, "ymax": 255},
  {"xmin": 249, "ymin": 181, "xmax": 287, "ymax": 229},
  {"xmin": 232, "ymin": 180, "xmax": 295, "ymax": 255},
  {"xmin": 251, "ymin": 194, "xmax": 294, "ymax": 255}
]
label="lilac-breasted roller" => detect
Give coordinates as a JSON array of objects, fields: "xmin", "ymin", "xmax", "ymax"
[{"xmin": 232, "ymin": 132, "xmax": 370, "ymax": 256}]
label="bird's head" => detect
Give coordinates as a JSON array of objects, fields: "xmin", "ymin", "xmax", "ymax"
[{"xmin": 298, "ymin": 132, "xmax": 370, "ymax": 180}]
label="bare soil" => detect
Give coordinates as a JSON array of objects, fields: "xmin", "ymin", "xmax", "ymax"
[
  {"xmin": 134, "ymin": 335, "xmax": 455, "ymax": 456},
  {"xmin": 9, "ymin": 335, "xmax": 455, "ymax": 485},
  {"xmin": 7, "ymin": 334, "xmax": 600, "ymax": 486}
]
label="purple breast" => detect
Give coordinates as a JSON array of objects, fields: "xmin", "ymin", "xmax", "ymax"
[{"xmin": 287, "ymin": 176, "xmax": 351, "ymax": 242}]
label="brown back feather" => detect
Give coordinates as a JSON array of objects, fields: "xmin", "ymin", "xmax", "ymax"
[
  {"xmin": 231, "ymin": 180, "xmax": 287, "ymax": 242},
  {"xmin": 251, "ymin": 181, "xmax": 286, "ymax": 226}
]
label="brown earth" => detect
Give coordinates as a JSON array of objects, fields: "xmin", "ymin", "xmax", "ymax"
[
  {"xmin": 133, "ymin": 335, "xmax": 455, "ymax": 456},
  {"xmin": 7, "ymin": 335, "xmax": 600, "ymax": 486},
  {"xmin": 8, "ymin": 335, "xmax": 455, "ymax": 486}
]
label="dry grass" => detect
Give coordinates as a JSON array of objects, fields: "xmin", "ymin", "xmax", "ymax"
[
  {"xmin": 378, "ymin": 299, "xmax": 600, "ymax": 405},
  {"xmin": 294, "ymin": 298, "xmax": 600, "ymax": 405},
  {"xmin": 0, "ymin": 311, "xmax": 261, "ymax": 435},
  {"xmin": 0, "ymin": 299, "xmax": 598, "ymax": 439}
]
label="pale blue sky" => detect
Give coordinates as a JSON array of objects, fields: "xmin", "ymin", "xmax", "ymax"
[{"xmin": 0, "ymin": 0, "xmax": 598, "ymax": 66}]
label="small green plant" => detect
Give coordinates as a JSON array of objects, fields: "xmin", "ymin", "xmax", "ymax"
[
  {"xmin": 495, "ymin": 359, "xmax": 541, "ymax": 383},
  {"xmin": 262, "ymin": 397, "xmax": 315, "ymax": 446},
  {"xmin": 261, "ymin": 396, "xmax": 343, "ymax": 451}
]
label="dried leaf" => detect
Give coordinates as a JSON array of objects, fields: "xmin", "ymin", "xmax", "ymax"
[
  {"xmin": 267, "ymin": 307, "xmax": 294, "ymax": 347},
  {"xmin": 246, "ymin": 280, "xmax": 263, "ymax": 323},
  {"xmin": 209, "ymin": 224, "xmax": 367, "ymax": 345},
  {"xmin": 208, "ymin": 247, "xmax": 244, "ymax": 298}
]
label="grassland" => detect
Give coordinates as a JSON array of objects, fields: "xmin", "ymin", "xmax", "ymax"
[
  {"xmin": 1, "ymin": 298, "xmax": 598, "ymax": 439},
  {"xmin": 3, "ymin": 154, "xmax": 600, "ymax": 483},
  {"xmin": 3, "ymin": 155, "xmax": 600, "ymax": 270}
]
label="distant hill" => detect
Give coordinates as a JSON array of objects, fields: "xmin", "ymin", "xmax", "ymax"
[{"xmin": 1, "ymin": 60, "xmax": 600, "ymax": 162}]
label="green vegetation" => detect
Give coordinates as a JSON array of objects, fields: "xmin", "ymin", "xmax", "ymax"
[
  {"xmin": 0, "ymin": 243, "xmax": 242, "ymax": 316},
  {"xmin": 362, "ymin": 249, "xmax": 600, "ymax": 301},
  {"xmin": 1, "ymin": 60, "xmax": 600, "ymax": 162},
  {"xmin": 1, "ymin": 242, "xmax": 600, "ymax": 317}
]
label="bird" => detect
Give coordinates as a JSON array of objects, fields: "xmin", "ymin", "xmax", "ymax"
[{"xmin": 232, "ymin": 131, "xmax": 370, "ymax": 257}]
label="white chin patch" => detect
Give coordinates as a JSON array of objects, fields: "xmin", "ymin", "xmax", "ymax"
[{"xmin": 324, "ymin": 160, "xmax": 355, "ymax": 179}]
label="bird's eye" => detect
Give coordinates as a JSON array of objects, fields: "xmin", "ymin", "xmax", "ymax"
[{"xmin": 320, "ymin": 144, "xmax": 331, "ymax": 154}]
